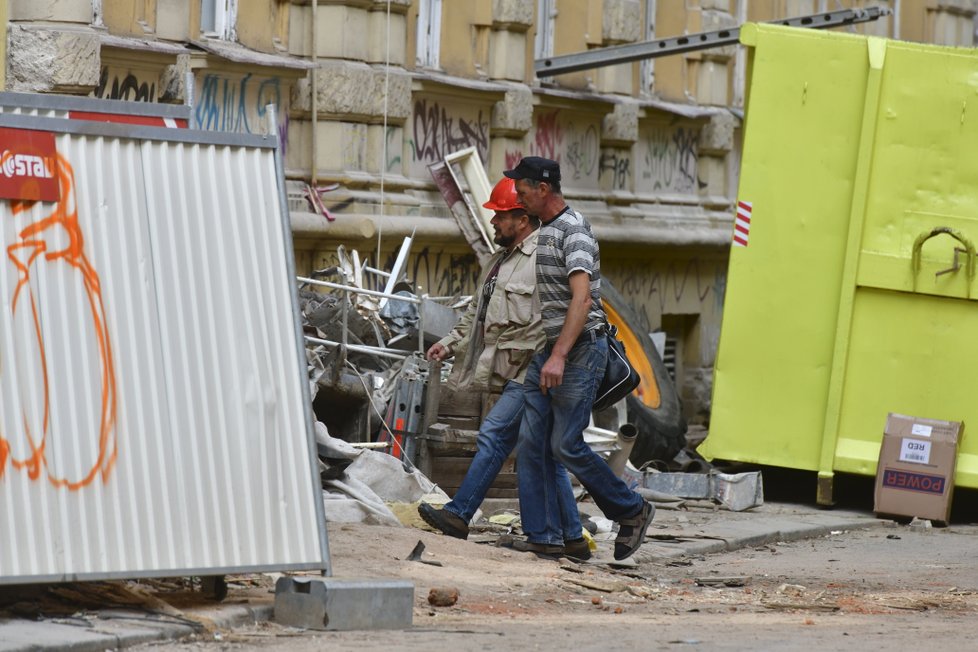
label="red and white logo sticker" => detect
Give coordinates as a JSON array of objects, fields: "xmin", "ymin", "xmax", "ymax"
[
  {"xmin": 733, "ymin": 200, "xmax": 752, "ymax": 247},
  {"xmin": 0, "ymin": 127, "xmax": 59, "ymax": 202}
]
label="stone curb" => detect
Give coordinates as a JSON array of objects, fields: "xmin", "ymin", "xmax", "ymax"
[
  {"xmin": 0, "ymin": 602, "xmax": 274, "ymax": 652},
  {"xmin": 646, "ymin": 515, "xmax": 883, "ymax": 559}
]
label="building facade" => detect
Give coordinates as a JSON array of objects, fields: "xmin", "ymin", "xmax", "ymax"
[{"xmin": 5, "ymin": 0, "xmax": 976, "ymax": 426}]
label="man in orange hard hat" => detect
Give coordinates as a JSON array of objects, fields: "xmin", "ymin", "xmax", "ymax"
[{"xmin": 418, "ymin": 177, "xmax": 588, "ymax": 560}]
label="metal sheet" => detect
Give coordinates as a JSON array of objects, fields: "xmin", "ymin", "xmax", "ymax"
[
  {"xmin": 0, "ymin": 91, "xmax": 191, "ymax": 122},
  {"xmin": 0, "ymin": 115, "xmax": 328, "ymax": 583}
]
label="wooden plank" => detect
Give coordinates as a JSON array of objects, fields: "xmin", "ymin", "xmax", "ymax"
[
  {"xmin": 436, "ymin": 416, "xmax": 481, "ymax": 431},
  {"xmin": 437, "ymin": 386, "xmax": 483, "ymax": 417}
]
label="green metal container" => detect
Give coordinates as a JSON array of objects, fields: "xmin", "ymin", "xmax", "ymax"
[{"xmin": 701, "ymin": 24, "xmax": 976, "ymax": 504}]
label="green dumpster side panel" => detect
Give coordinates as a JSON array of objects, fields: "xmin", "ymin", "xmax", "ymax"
[{"xmin": 702, "ymin": 24, "xmax": 978, "ymax": 489}]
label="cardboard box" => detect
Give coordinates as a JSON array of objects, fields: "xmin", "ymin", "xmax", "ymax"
[{"xmin": 874, "ymin": 413, "xmax": 964, "ymax": 523}]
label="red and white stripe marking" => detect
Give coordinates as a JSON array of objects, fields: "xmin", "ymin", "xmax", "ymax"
[{"xmin": 733, "ymin": 200, "xmax": 752, "ymax": 247}]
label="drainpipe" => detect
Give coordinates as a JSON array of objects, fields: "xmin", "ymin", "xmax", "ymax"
[
  {"xmin": 311, "ymin": 0, "xmax": 319, "ymax": 187},
  {"xmin": 0, "ymin": 0, "xmax": 7, "ymax": 90}
]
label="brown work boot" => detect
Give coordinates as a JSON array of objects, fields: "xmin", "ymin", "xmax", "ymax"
[
  {"xmin": 562, "ymin": 537, "xmax": 592, "ymax": 561},
  {"xmin": 505, "ymin": 538, "xmax": 564, "ymax": 559},
  {"xmin": 418, "ymin": 502, "xmax": 469, "ymax": 539}
]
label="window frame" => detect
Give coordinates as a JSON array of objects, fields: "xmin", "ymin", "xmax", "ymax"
[
  {"xmin": 201, "ymin": 0, "xmax": 238, "ymax": 41},
  {"xmin": 416, "ymin": 0, "xmax": 443, "ymax": 69},
  {"xmin": 534, "ymin": 0, "xmax": 556, "ymax": 60}
]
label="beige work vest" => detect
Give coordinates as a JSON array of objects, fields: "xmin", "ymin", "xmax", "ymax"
[{"xmin": 438, "ymin": 230, "xmax": 544, "ymax": 391}]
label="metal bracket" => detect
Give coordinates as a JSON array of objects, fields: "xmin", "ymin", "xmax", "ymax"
[
  {"xmin": 535, "ymin": 7, "xmax": 890, "ymax": 78},
  {"xmin": 934, "ymin": 247, "xmax": 970, "ymax": 278}
]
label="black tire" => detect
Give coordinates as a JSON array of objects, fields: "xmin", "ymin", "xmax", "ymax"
[{"xmin": 599, "ymin": 280, "xmax": 687, "ymax": 466}]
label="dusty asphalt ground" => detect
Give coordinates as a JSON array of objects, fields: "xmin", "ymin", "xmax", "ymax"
[{"xmin": 5, "ymin": 469, "xmax": 978, "ymax": 651}]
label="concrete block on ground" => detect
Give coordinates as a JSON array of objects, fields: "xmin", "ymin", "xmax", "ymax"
[{"xmin": 274, "ymin": 577, "xmax": 414, "ymax": 631}]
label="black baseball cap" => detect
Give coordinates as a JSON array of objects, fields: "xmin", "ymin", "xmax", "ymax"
[{"xmin": 503, "ymin": 156, "xmax": 561, "ymax": 183}]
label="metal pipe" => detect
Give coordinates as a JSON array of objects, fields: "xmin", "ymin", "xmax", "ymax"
[
  {"xmin": 311, "ymin": 0, "xmax": 319, "ymax": 187},
  {"xmin": 296, "ymin": 277, "xmax": 421, "ymax": 303},
  {"xmin": 340, "ymin": 294, "xmax": 349, "ymax": 368},
  {"xmin": 304, "ymin": 336, "xmax": 410, "ymax": 360},
  {"xmin": 417, "ymin": 294, "xmax": 425, "ymax": 352},
  {"xmin": 606, "ymin": 423, "xmax": 639, "ymax": 479}
]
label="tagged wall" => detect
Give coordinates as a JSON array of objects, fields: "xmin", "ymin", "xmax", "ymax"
[
  {"xmin": 299, "ymin": 244, "xmax": 481, "ymax": 300},
  {"xmin": 637, "ymin": 121, "xmax": 703, "ymax": 196},
  {"xmin": 194, "ymin": 71, "xmax": 290, "ymax": 147},
  {"xmin": 96, "ymin": 65, "xmax": 159, "ymax": 102},
  {"xmin": 504, "ymin": 109, "xmax": 603, "ymax": 189},
  {"xmin": 407, "ymin": 96, "xmax": 491, "ymax": 178}
]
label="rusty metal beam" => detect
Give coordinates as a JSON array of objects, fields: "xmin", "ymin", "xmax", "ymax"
[{"xmin": 535, "ymin": 6, "xmax": 890, "ymax": 78}]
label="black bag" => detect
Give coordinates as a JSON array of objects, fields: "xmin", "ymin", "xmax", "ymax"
[{"xmin": 593, "ymin": 324, "xmax": 640, "ymax": 411}]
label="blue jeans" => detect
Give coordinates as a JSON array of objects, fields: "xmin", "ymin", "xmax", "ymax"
[
  {"xmin": 517, "ymin": 335, "xmax": 644, "ymax": 544},
  {"xmin": 443, "ymin": 380, "xmax": 581, "ymax": 540}
]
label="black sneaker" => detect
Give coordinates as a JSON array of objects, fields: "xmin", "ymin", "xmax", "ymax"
[
  {"xmin": 613, "ymin": 501, "xmax": 655, "ymax": 561},
  {"xmin": 418, "ymin": 502, "xmax": 469, "ymax": 539}
]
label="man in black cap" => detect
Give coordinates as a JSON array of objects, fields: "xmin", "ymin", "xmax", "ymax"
[{"xmin": 504, "ymin": 156, "xmax": 654, "ymax": 561}]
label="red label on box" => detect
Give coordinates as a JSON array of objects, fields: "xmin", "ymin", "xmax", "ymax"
[
  {"xmin": 0, "ymin": 128, "xmax": 59, "ymax": 202},
  {"xmin": 882, "ymin": 468, "xmax": 946, "ymax": 495}
]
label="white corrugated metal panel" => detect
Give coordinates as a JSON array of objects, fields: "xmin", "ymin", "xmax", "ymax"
[
  {"xmin": 0, "ymin": 115, "xmax": 327, "ymax": 583},
  {"xmin": 0, "ymin": 92, "xmax": 191, "ymax": 126}
]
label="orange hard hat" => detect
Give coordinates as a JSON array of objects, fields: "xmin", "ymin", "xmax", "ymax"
[{"xmin": 482, "ymin": 177, "xmax": 523, "ymax": 211}]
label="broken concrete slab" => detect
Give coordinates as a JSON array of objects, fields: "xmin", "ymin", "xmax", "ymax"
[
  {"xmin": 273, "ymin": 577, "xmax": 413, "ymax": 631},
  {"xmin": 642, "ymin": 470, "xmax": 764, "ymax": 512}
]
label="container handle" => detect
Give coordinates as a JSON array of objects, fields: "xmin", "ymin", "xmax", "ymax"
[{"xmin": 911, "ymin": 226, "xmax": 976, "ymax": 297}]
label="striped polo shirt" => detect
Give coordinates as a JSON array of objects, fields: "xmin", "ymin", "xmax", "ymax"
[{"xmin": 536, "ymin": 206, "xmax": 606, "ymax": 343}]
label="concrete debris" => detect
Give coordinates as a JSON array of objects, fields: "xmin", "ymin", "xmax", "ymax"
[
  {"xmin": 909, "ymin": 517, "xmax": 933, "ymax": 531},
  {"xmin": 274, "ymin": 577, "xmax": 414, "ymax": 631},
  {"xmin": 640, "ymin": 470, "xmax": 764, "ymax": 512},
  {"xmin": 315, "ymin": 422, "xmax": 448, "ymax": 526},
  {"xmin": 777, "ymin": 583, "xmax": 808, "ymax": 596}
]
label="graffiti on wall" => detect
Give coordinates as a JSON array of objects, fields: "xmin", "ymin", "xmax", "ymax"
[
  {"xmin": 505, "ymin": 109, "xmax": 602, "ymax": 187},
  {"xmin": 606, "ymin": 257, "xmax": 726, "ymax": 329},
  {"xmin": 312, "ymin": 245, "xmax": 481, "ymax": 299},
  {"xmin": 96, "ymin": 67, "xmax": 157, "ymax": 103},
  {"xmin": 386, "ymin": 126, "xmax": 402, "ymax": 173},
  {"xmin": 532, "ymin": 111, "xmax": 562, "ymax": 160},
  {"xmin": 195, "ymin": 73, "xmax": 290, "ymax": 150},
  {"xmin": 2, "ymin": 155, "xmax": 117, "ymax": 490},
  {"xmin": 408, "ymin": 98, "xmax": 489, "ymax": 176},
  {"xmin": 564, "ymin": 124, "xmax": 599, "ymax": 181},
  {"xmin": 639, "ymin": 124, "xmax": 702, "ymax": 195},
  {"xmin": 599, "ymin": 150, "xmax": 631, "ymax": 192},
  {"xmin": 382, "ymin": 246, "xmax": 480, "ymax": 298}
]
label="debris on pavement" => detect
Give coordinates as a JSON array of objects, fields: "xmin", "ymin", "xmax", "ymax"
[
  {"xmin": 694, "ymin": 576, "xmax": 751, "ymax": 587},
  {"xmin": 635, "ymin": 469, "xmax": 764, "ymax": 512},
  {"xmin": 427, "ymin": 587, "xmax": 459, "ymax": 607},
  {"xmin": 406, "ymin": 541, "xmax": 443, "ymax": 567},
  {"xmin": 315, "ymin": 422, "xmax": 449, "ymax": 526}
]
